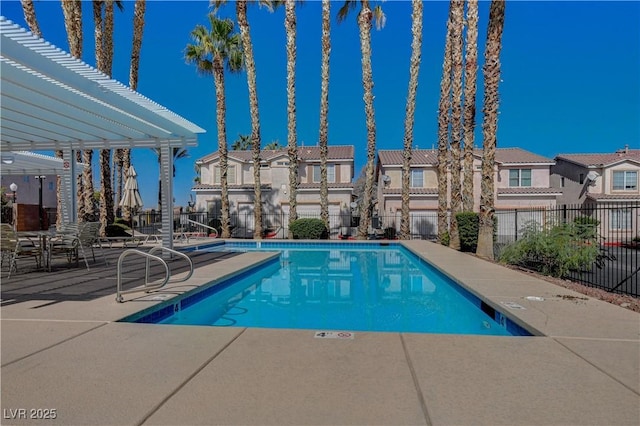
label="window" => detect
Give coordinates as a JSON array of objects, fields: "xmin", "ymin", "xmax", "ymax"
[
  {"xmin": 560, "ymin": 177, "xmax": 565, "ymax": 188},
  {"xmin": 509, "ymin": 169, "xmax": 531, "ymax": 187},
  {"xmin": 214, "ymin": 165, "xmax": 236, "ymax": 185},
  {"xmin": 276, "ymin": 161, "xmax": 289, "ymax": 166},
  {"xmin": 410, "ymin": 170, "xmax": 423, "ymax": 188},
  {"xmin": 610, "ymin": 209, "xmax": 631, "ymax": 230},
  {"xmin": 613, "ymin": 171, "xmax": 637, "ymax": 191},
  {"xmin": 313, "ymin": 164, "xmax": 335, "ymax": 183},
  {"xmin": 579, "ymin": 173, "xmax": 585, "ymax": 184},
  {"xmin": 48, "ymin": 182, "xmax": 54, "ymax": 191}
]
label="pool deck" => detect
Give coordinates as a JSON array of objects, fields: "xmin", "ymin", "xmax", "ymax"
[{"xmin": 1, "ymin": 240, "xmax": 638, "ymax": 425}]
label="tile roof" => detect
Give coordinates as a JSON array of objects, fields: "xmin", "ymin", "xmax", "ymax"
[
  {"xmin": 192, "ymin": 183, "xmax": 272, "ymax": 191},
  {"xmin": 586, "ymin": 193, "xmax": 640, "ymax": 201},
  {"xmin": 497, "ymin": 187, "xmax": 562, "ymax": 195},
  {"xmin": 378, "ymin": 147, "xmax": 553, "ymax": 166},
  {"xmin": 298, "ymin": 183, "xmax": 354, "ymax": 189},
  {"xmin": 197, "ymin": 146, "xmax": 354, "ymax": 164},
  {"xmin": 555, "ymin": 150, "xmax": 640, "ymax": 167},
  {"xmin": 382, "ymin": 188, "xmax": 438, "ymax": 195}
]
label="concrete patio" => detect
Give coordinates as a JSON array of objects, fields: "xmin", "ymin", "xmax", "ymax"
[{"xmin": 1, "ymin": 240, "xmax": 638, "ymax": 425}]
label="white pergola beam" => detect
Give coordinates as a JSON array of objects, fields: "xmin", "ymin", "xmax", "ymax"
[{"xmin": 0, "ymin": 17, "xmax": 206, "ymax": 250}]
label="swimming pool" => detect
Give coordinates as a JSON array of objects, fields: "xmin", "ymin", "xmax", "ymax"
[{"xmin": 121, "ymin": 242, "xmax": 531, "ymax": 336}]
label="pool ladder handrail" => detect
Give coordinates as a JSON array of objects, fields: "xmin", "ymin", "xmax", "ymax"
[{"xmin": 116, "ymin": 247, "xmax": 194, "ymax": 303}]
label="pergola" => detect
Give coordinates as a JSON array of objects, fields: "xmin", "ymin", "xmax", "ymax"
[
  {"xmin": 0, "ymin": 17, "xmax": 205, "ymax": 249},
  {"xmin": 1, "ymin": 151, "xmax": 84, "ymax": 175}
]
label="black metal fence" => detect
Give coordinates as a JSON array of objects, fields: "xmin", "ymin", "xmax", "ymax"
[
  {"xmin": 494, "ymin": 203, "xmax": 639, "ymax": 297},
  {"xmin": 132, "ymin": 202, "xmax": 638, "ymax": 297}
]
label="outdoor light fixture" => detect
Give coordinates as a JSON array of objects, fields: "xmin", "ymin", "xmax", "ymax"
[
  {"xmin": 1, "ymin": 155, "xmax": 15, "ymax": 165},
  {"xmin": 9, "ymin": 182, "xmax": 17, "ymax": 203}
]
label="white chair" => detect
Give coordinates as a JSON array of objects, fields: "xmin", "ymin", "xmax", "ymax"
[{"xmin": 49, "ymin": 222, "xmax": 107, "ymax": 270}]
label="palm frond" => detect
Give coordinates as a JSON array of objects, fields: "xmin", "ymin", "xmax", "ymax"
[{"xmin": 337, "ymin": 0, "xmax": 357, "ymax": 24}]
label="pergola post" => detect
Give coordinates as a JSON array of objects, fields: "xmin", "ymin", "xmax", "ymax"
[
  {"xmin": 160, "ymin": 144, "xmax": 173, "ymax": 252},
  {"xmin": 60, "ymin": 149, "xmax": 78, "ymax": 224}
]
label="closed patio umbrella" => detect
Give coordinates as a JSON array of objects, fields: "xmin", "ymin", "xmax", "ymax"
[{"xmin": 119, "ymin": 165, "xmax": 143, "ymax": 237}]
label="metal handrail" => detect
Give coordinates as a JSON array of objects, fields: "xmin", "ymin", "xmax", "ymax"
[
  {"xmin": 186, "ymin": 218, "xmax": 218, "ymax": 237},
  {"xmin": 116, "ymin": 249, "xmax": 169, "ymax": 303},
  {"xmin": 147, "ymin": 246, "xmax": 194, "ymax": 284}
]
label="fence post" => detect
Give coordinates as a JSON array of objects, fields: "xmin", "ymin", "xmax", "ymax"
[{"xmin": 514, "ymin": 209, "xmax": 518, "ymax": 241}]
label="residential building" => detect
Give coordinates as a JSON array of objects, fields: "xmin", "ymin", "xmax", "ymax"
[
  {"xmin": 551, "ymin": 146, "xmax": 640, "ymax": 242},
  {"xmin": 376, "ymin": 147, "xmax": 560, "ymax": 239},
  {"xmin": 193, "ymin": 146, "xmax": 355, "ymax": 236}
]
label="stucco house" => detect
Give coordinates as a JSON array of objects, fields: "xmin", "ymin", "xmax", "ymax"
[
  {"xmin": 551, "ymin": 146, "xmax": 640, "ymax": 242},
  {"xmin": 376, "ymin": 147, "xmax": 560, "ymax": 239},
  {"xmin": 193, "ymin": 146, "xmax": 355, "ymax": 236}
]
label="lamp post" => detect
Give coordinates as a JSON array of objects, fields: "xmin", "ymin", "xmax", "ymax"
[
  {"xmin": 9, "ymin": 182, "xmax": 17, "ymax": 204},
  {"xmin": 35, "ymin": 175, "xmax": 46, "ymax": 230},
  {"xmin": 9, "ymin": 182, "xmax": 17, "ymax": 230}
]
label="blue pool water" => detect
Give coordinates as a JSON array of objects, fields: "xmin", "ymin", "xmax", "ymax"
[{"xmin": 123, "ymin": 242, "xmax": 530, "ymax": 336}]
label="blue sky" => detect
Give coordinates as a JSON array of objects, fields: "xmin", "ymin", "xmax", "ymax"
[{"xmin": 1, "ymin": 0, "xmax": 639, "ymax": 209}]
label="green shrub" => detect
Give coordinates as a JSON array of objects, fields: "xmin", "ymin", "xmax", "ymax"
[
  {"xmin": 439, "ymin": 230, "xmax": 450, "ymax": 246},
  {"xmin": 456, "ymin": 212, "xmax": 479, "ymax": 252},
  {"xmin": 499, "ymin": 221, "xmax": 599, "ymax": 278},
  {"xmin": 114, "ymin": 217, "xmax": 130, "ymax": 227},
  {"xmin": 573, "ymin": 216, "xmax": 599, "ymax": 240},
  {"xmin": 105, "ymin": 223, "xmax": 130, "ymax": 237},
  {"xmin": 289, "ymin": 218, "xmax": 328, "ymax": 239}
]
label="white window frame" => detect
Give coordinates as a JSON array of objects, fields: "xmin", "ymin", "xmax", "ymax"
[
  {"xmin": 612, "ymin": 170, "xmax": 637, "ymax": 191},
  {"xmin": 410, "ymin": 169, "xmax": 423, "ymax": 188},
  {"xmin": 610, "ymin": 209, "xmax": 631, "ymax": 230},
  {"xmin": 214, "ymin": 165, "xmax": 236, "ymax": 185},
  {"xmin": 313, "ymin": 164, "xmax": 335, "ymax": 183},
  {"xmin": 509, "ymin": 169, "xmax": 532, "ymax": 187}
]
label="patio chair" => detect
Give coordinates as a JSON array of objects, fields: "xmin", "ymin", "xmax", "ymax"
[
  {"xmin": 49, "ymin": 221, "xmax": 107, "ymax": 271},
  {"xmin": 1, "ymin": 223, "xmax": 42, "ymax": 278}
]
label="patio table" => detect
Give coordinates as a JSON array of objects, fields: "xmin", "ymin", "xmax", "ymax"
[{"xmin": 17, "ymin": 230, "xmax": 55, "ymax": 270}]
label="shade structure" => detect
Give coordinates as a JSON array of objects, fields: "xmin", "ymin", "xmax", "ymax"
[
  {"xmin": 119, "ymin": 165, "xmax": 143, "ymax": 238},
  {"xmin": 0, "ymin": 16, "xmax": 205, "ymax": 251}
]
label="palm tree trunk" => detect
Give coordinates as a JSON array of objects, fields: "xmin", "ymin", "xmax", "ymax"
[
  {"xmin": 285, "ymin": 0, "xmax": 298, "ymax": 238},
  {"xmin": 319, "ymin": 0, "xmax": 331, "ymax": 232},
  {"xmin": 62, "ymin": 0, "xmax": 85, "ymax": 221},
  {"xmin": 20, "ymin": 0, "xmax": 41, "ymax": 38},
  {"xmin": 476, "ymin": 0, "xmax": 506, "ymax": 260},
  {"xmin": 82, "ymin": 150, "xmax": 95, "ymax": 221},
  {"xmin": 356, "ymin": 1, "xmax": 377, "ymax": 240},
  {"xmin": 236, "ymin": 0, "xmax": 263, "ymax": 239},
  {"xmin": 213, "ymin": 59, "xmax": 232, "ymax": 238},
  {"xmin": 400, "ymin": 0, "xmax": 423, "ymax": 240},
  {"xmin": 448, "ymin": 0, "xmax": 465, "ymax": 251},
  {"xmin": 437, "ymin": 2, "xmax": 454, "ymax": 245},
  {"xmin": 462, "ymin": 0, "xmax": 478, "ymax": 213},
  {"xmin": 123, "ymin": 0, "xmax": 146, "ymax": 224}
]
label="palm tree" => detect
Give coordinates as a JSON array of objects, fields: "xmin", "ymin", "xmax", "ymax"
[
  {"xmin": 264, "ymin": 140, "xmax": 282, "ymax": 149},
  {"xmin": 462, "ymin": 0, "xmax": 479, "ymax": 213},
  {"xmin": 232, "ymin": 133, "xmax": 252, "ymax": 150},
  {"xmin": 96, "ymin": 0, "xmax": 124, "ymax": 234},
  {"xmin": 122, "ymin": 0, "xmax": 147, "ymax": 225},
  {"xmin": 337, "ymin": 0, "xmax": 386, "ymax": 239},
  {"xmin": 476, "ymin": 0, "xmax": 506, "ymax": 260},
  {"xmin": 285, "ymin": 0, "xmax": 299, "ymax": 238},
  {"xmin": 153, "ymin": 148, "xmax": 189, "ymax": 211},
  {"xmin": 318, "ymin": 0, "xmax": 330, "ymax": 231},
  {"xmin": 20, "ymin": 0, "xmax": 41, "ymax": 38},
  {"xmin": 437, "ymin": 3, "xmax": 454, "ymax": 245},
  {"xmin": 213, "ymin": 0, "xmax": 275, "ymax": 239},
  {"xmin": 61, "ymin": 0, "xmax": 85, "ymax": 222},
  {"xmin": 400, "ymin": 0, "xmax": 423, "ymax": 240},
  {"xmin": 185, "ymin": 14, "xmax": 243, "ymax": 239},
  {"xmin": 448, "ymin": 0, "xmax": 464, "ymax": 250}
]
